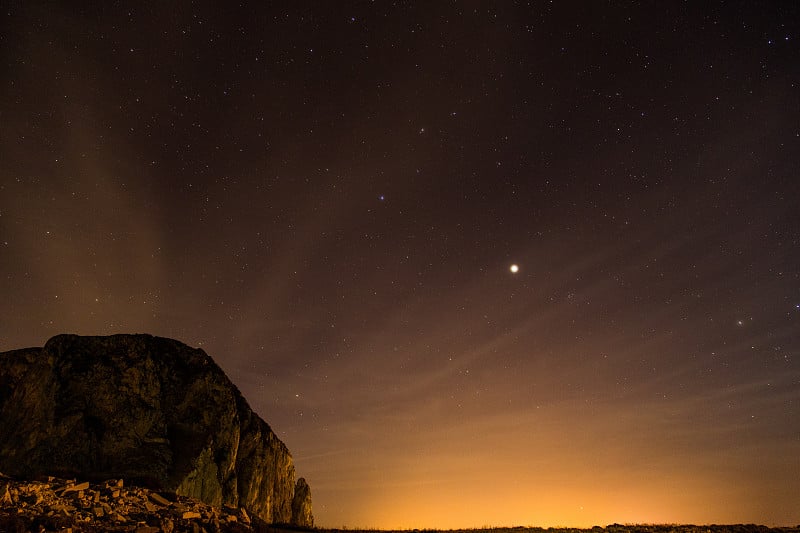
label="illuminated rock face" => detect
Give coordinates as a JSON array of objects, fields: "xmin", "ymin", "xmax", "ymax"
[
  {"xmin": 291, "ymin": 477, "xmax": 314, "ymax": 527},
  {"xmin": 0, "ymin": 334, "xmax": 310, "ymax": 525}
]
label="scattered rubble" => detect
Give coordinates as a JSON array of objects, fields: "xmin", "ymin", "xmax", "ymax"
[{"xmin": 0, "ymin": 472, "xmax": 295, "ymax": 532}]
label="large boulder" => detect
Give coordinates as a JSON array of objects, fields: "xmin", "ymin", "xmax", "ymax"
[{"xmin": 0, "ymin": 334, "xmax": 311, "ymax": 525}]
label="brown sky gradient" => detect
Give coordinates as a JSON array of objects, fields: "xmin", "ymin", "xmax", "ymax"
[{"xmin": 1, "ymin": 2, "xmax": 799, "ymax": 528}]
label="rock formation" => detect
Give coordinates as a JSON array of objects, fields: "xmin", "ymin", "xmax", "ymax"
[
  {"xmin": 0, "ymin": 334, "xmax": 312, "ymax": 526},
  {"xmin": 291, "ymin": 478, "xmax": 313, "ymax": 528}
]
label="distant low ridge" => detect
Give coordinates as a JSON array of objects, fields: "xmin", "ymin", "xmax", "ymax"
[{"xmin": 0, "ymin": 333, "xmax": 313, "ymax": 528}]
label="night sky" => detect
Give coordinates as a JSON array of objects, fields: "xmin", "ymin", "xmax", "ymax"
[{"xmin": 1, "ymin": 1, "xmax": 799, "ymax": 529}]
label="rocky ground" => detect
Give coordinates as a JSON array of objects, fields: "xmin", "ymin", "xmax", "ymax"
[{"xmin": 0, "ymin": 473, "xmax": 299, "ymax": 532}]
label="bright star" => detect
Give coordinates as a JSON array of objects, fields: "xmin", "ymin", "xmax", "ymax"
[{"xmin": 510, "ymin": 264, "xmax": 519, "ymax": 273}]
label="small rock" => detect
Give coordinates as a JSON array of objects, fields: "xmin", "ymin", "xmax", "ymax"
[
  {"xmin": 149, "ymin": 492, "xmax": 171, "ymax": 506},
  {"xmin": 0, "ymin": 483, "xmax": 12, "ymax": 505},
  {"xmin": 63, "ymin": 482, "xmax": 89, "ymax": 494},
  {"xmin": 92, "ymin": 507, "xmax": 104, "ymax": 517},
  {"xmin": 182, "ymin": 511, "xmax": 201, "ymax": 519},
  {"xmin": 160, "ymin": 518, "xmax": 175, "ymax": 533}
]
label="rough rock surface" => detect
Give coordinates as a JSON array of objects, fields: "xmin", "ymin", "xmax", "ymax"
[
  {"xmin": 290, "ymin": 478, "xmax": 313, "ymax": 528},
  {"xmin": 0, "ymin": 334, "xmax": 311, "ymax": 526},
  {"xmin": 0, "ymin": 473, "xmax": 282, "ymax": 532}
]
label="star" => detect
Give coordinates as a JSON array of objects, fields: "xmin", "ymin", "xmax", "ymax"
[{"xmin": 509, "ymin": 264, "xmax": 519, "ymax": 273}]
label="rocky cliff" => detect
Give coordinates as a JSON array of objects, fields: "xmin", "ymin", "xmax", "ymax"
[{"xmin": 0, "ymin": 334, "xmax": 313, "ymax": 527}]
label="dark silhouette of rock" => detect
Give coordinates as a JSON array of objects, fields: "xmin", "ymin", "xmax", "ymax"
[
  {"xmin": 0, "ymin": 334, "xmax": 312, "ymax": 526},
  {"xmin": 291, "ymin": 477, "xmax": 314, "ymax": 527}
]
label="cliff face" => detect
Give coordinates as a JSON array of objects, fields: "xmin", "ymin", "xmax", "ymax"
[{"xmin": 0, "ymin": 334, "xmax": 311, "ymax": 525}]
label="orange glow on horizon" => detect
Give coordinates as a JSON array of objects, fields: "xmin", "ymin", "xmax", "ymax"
[
  {"xmin": 327, "ymin": 480, "xmax": 771, "ymax": 531},
  {"xmin": 294, "ymin": 397, "xmax": 800, "ymax": 530}
]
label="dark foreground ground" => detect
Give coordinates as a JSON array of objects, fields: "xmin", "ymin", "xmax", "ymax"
[
  {"xmin": 0, "ymin": 474, "xmax": 281, "ymax": 532},
  {"xmin": 1, "ymin": 474, "xmax": 797, "ymax": 533}
]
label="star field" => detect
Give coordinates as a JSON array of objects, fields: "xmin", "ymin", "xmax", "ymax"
[{"xmin": 1, "ymin": 2, "xmax": 799, "ymax": 529}]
